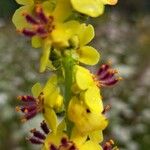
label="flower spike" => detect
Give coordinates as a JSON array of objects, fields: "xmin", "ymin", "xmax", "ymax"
[{"xmin": 12, "ymin": 0, "xmax": 120, "ymax": 149}]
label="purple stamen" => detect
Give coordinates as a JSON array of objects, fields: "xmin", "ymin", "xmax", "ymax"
[
  {"xmin": 24, "ymin": 109, "xmax": 37, "ymax": 120},
  {"xmin": 28, "ymin": 137, "xmax": 43, "ymax": 144},
  {"xmin": 36, "ymin": 7, "xmax": 48, "ymax": 24},
  {"xmin": 25, "ymin": 14, "xmax": 39, "ymax": 25},
  {"xmin": 50, "ymin": 144, "xmax": 58, "ymax": 150},
  {"xmin": 101, "ymin": 78, "xmax": 118, "ymax": 86},
  {"xmin": 61, "ymin": 137, "xmax": 68, "ymax": 146},
  {"xmin": 36, "ymin": 27, "xmax": 48, "ymax": 38},
  {"xmin": 40, "ymin": 120, "xmax": 50, "ymax": 134},
  {"xmin": 18, "ymin": 95, "xmax": 36, "ymax": 102},
  {"xmin": 96, "ymin": 64, "xmax": 121, "ymax": 87},
  {"xmin": 97, "ymin": 64, "xmax": 109, "ymax": 76},
  {"xmin": 26, "ymin": 95, "xmax": 36, "ymax": 101},
  {"xmin": 69, "ymin": 145, "xmax": 77, "ymax": 150},
  {"xmin": 24, "ymin": 104, "xmax": 37, "ymax": 112},
  {"xmin": 31, "ymin": 129, "xmax": 46, "ymax": 140},
  {"xmin": 22, "ymin": 29, "xmax": 36, "ymax": 37}
]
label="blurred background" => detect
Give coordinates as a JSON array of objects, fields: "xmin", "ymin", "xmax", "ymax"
[{"xmin": 0, "ymin": 0, "xmax": 149, "ymax": 149}]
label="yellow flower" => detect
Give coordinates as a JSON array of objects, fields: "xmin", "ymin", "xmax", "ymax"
[
  {"xmin": 12, "ymin": 0, "xmax": 81, "ymax": 72},
  {"xmin": 16, "ymin": 75, "xmax": 63, "ymax": 133},
  {"xmin": 72, "ymin": 64, "xmax": 121, "ymax": 93},
  {"xmin": 43, "ymin": 129, "xmax": 103, "ymax": 150},
  {"xmin": 12, "ymin": 0, "xmax": 55, "ymax": 30},
  {"xmin": 72, "ymin": 65, "xmax": 95, "ymax": 93},
  {"xmin": 28, "ymin": 120, "xmax": 104, "ymax": 149},
  {"xmin": 28, "ymin": 121, "xmax": 119, "ymax": 150},
  {"xmin": 68, "ymin": 96, "xmax": 108, "ymax": 134},
  {"xmin": 69, "ymin": 23, "xmax": 100, "ymax": 65},
  {"xmin": 70, "ymin": 65, "xmax": 107, "ymax": 143},
  {"xmin": 70, "ymin": 0, "xmax": 118, "ymax": 17}
]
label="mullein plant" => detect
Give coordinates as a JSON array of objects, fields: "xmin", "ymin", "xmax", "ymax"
[{"xmin": 13, "ymin": 0, "xmax": 121, "ymax": 149}]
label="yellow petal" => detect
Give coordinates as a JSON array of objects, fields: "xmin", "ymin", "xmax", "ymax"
[
  {"xmin": 57, "ymin": 119, "xmax": 66, "ymax": 132},
  {"xmin": 102, "ymin": 0, "xmax": 118, "ymax": 5},
  {"xmin": 43, "ymin": 76, "xmax": 63, "ymax": 109},
  {"xmin": 78, "ymin": 24, "xmax": 94, "ymax": 46},
  {"xmin": 43, "ymin": 108, "xmax": 57, "ymax": 133},
  {"xmin": 47, "ymin": 60, "xmax": 56, "ymax": 70},
  {"xmin": 71, "ymin": 127, "xmax": 87, "ymax": 146},
  {"xmin": 51, "ymin": 21, "xmax": 81, "ymax": 48},
  {"xmin": 80, "ymin": 140, "xmax": 102, "ymax": 150},
  {"xmin": 68, "ymin": 97, "xmax": 108, "ymax": 134},
  {"xmin": 71, "ymin": 0, "xmax": 104, "ymax": 17},
  {"xmin": 80, "ymin": 86, "xmax": 103, "ymax": 113},
  {"xmin": 43, "ymin": 132, "xmax": 64, "ymax": 150},
  {"xmin": 78, "ymin": 46, "xmax": 100, "ymax": 65},
  {"xmin": 16, "ymin": 0, "xmax": 34, "ymax": 5},
  {"xmin": 12, "ymin": 5, "xmax": 33, "ymax": 30},
  {"xmin": 31, "ymin": 36, "xmax": 42, "ymax": 48},
  {"xmin": 51, "ymin": 24, "xmax": 70, "ymax": 48},
  {"xmin": 40, "ymin": 42, "xmax": 51, "ymax": 72},
  {"xmin": 31, "ymin": 82, "xmax": 42, "ymax": 97},
  {"xmin": 75, "ymin": 65, "xmax": 94, "ymax": 91},
  {"xmin": 52, "ymin": 0, "xmax": 71, "ymax": 22},
  {"xmin": 78, "ymin": 112, "xmax": 108, "ymax": 134},
  {"xmin": 42, "ymin": 1, "xmax": 56, "ymax": 14},
  {"xmin": 43, "ymin": 75, "xmax": 57, "ymax": 105},
  {"xmin": 89, "ymin": 130, "xmax": 103, "ymax": 143}
]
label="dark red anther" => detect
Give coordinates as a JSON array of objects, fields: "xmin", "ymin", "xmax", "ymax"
[
  {"xmin": 103, "ymin": 146, "xmax": 111, "ymax": 150},
  {"xmin": 96, "ymin": 63, "xmax": 122, "ymax": 87},
  {"xmin": 26, "ymin": 95, "xmax": 36, "ymax": 101},
  {"xmin": 28, "ymin": 137, "xmax": 43, "ymax": 144},
  {"xmin": 24, "ymin": 104, "xmax": 37, "ymax": 112},
  {"xmin": 22, "ymin": 29, "xmax": 36, "ymax": 37},
  {"xmin": 31, "ymin": 129, "xmax": 46, "ymax": 140},
  {"xmin": 36, "ymin": 26, "xmax": 48, "ymax": 38},
  {"xmin": 24, "ymin": 14, "xmax": 39, "ymax": 25},
  {"xmin": 24, "ymin": 109, "xmax": 37, "ymax": 120},
  {"xmin": 101, "ymin": 72, "xmax": 114, "ymax": 80},
  {"xmin": 40, "ymin": 120, "xmax": 50, "ymax": 134},
  {"xmin": 102, "ymin": 78, "xmax": 118, "ymax": 86},
  {"xmin": 97, "ymin": 64, "xmax": 109, "ymax": 76},
  {"xmin": 69, "ymin": 145, "xmax": 77, "ymax": 150},
  {"xmin": 50, "ymin": 144, "xmax": 58, "ymax": 150},
  {"xmin": 35, "ymin": 6, "xmax": 48, "ymax": 24},
  {"xmin": 61, "ymin": 137, "xmax": 68, "ymax": 146},
  {"xmin": 17, "ymin": 95, "xmax": 36, "ymax": 102}
]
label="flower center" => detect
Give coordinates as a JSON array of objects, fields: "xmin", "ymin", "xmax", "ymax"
[
  {"xmin": 21, "ymin": 5, "xmax": 55, "ymax": 38},
  {"xmin": 49, "ymin": 137, "xmax": 78, "ymax": 150},
  {"xmin": 16, "ymin": 92, "xmax": 45, "ymax": 122},
  {"xmin": 94, "ymin": 63, "xmax": 122, "ymax": 87}
]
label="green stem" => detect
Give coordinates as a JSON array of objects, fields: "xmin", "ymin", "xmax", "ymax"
[{"xmin": 62, "ymin": 55, "xmax": 74, "ymax": 137}]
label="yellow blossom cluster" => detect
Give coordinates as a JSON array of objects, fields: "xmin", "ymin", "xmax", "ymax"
[{"xmin": 13, "ymin": 0, "xmax": 119, "ymax": 150}]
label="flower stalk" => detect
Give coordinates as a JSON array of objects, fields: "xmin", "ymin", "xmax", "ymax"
[{"xmin": 62, "ymin": 55, "xmax": 74, "ymax": 137}]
